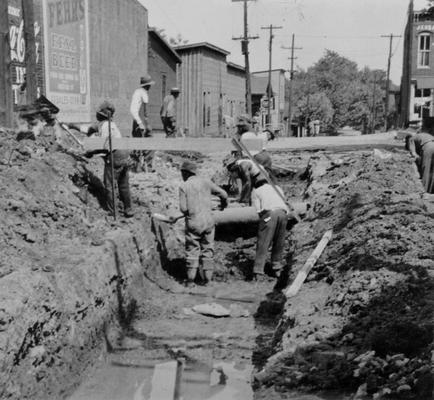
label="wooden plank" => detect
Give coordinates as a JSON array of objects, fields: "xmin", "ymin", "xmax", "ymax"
[
  {"xmin": 285, "ymin": 229, "xmax": 333, "ymax": 298},
  {"xmin": 83, "ymin": 137, "xmax": 263, "ymax": 153},
  {"xmin": 148, "ymin": 361, "xmax": 178, "ymax": 400}
]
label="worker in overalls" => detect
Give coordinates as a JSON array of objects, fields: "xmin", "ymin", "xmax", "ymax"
[{"xmin": 176, "ymin": 161, "xmax": 228, "ymax": 286}]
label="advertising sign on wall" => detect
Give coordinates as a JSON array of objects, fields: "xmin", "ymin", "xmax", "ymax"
[
  {"xmin": 8, "ymin": 0, "xmax": 26, "ymax": 108},
  {"xmin": 42, "ymin": 0, "xmax": 90, "ymax": 122}
]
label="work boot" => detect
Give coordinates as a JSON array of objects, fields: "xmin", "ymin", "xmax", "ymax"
[
  {"xmin": 124, "ymin": 208, "xmax": 134, "ymax": 218},
  {"xmin": 253, "ymin": 273, "xmax": 274, "ymax": 283},
  {"xmin": 186, "ymin": 257, "xmax": 199, "ymax": 283},
  {"xmin": 201, "ymin": 258, "xmax": 214, "ymax": 284}
]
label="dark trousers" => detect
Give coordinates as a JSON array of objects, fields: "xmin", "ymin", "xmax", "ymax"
[
  {"xmin": 253, "ymin": 209, "xmax": 287, "ymax": 275},
  {"xmin": 161, "ymin": 116, "xmax": 176, "ymax": 137},
  {"xmin": 131, "ymin": 121, "xmax": 154, "ymax": 169},
  {"xmin": 103, "ymin": 163, "xmax": 131, "ymax": 213}
]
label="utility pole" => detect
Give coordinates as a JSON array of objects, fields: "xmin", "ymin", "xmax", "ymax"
[
  {"xmin": 381, "ymin": 33, "xmax": 401, "ymax": 131},
  {"xmin": 282, "ymin": 34, "xmax": 302, "ymax": 136},
  {"xmin": 371, "ymin": 73, "xmax": 377, "ymax": 134},
  {"xmin": 261, "ymin": 24, "xmax": 282, "ymax": 127},
  {"xmin": 232, "ymin": 0, "xmax": 259, "ymax": 116}
]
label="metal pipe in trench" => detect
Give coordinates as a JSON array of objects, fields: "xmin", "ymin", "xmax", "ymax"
[{"xmin": 212, "ymin": 202, "xmax": 308, "ymax": 226}]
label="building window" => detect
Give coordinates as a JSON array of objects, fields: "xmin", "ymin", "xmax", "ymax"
[
  {"xmin": 415, "ymin": 88, "xmax": 431, "ymax": 97},
  {"xmin": 161, "ymin": 74, "xmax": 167, "ymax": 101},
  {"xmin": 418, "ymin": 33, "xmax": 431, "ymax": 68}
]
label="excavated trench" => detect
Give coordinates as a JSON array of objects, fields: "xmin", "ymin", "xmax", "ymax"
[{"xmin": 0, "ymin": 127, "xmax": 432, "ymax": 400}]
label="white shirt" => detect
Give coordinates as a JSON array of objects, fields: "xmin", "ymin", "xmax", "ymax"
[
  {"xmin": 240, "ymin": 130, "xmax": 268, "ymax": 155},
  {"xmin": 252, "ymin": 184, "xmax": 288, "ymax": 214},
  {"xmin": 130, "ymin": 87, "xmax": 149, "ymax": 125}
]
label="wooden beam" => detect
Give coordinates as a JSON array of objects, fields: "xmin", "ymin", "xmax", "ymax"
[
  {"xmin": 83, "ymin": 137, "xmax": 263, "ymax": 153},
  {"xmin": 285, "ymin": 229, "xmax": 333, "ymax": 298}
]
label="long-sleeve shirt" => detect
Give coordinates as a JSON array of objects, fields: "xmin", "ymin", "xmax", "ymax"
[
  {"xmin": 252, "ymin": 183, "xmax": 288, "ymax": 215},
  {"xmin": 130, "ymin": 87, "xmax": 149, "ymax": 126},
  {"xmin": 160, "ymin": 94, "xmax": 176, "ymax": 118},
  {"xmin": 179, "ymin": 176, "xmax": 228, "ymax": 233}
]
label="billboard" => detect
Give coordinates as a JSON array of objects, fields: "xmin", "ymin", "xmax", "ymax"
[
  {"xmin": 8, "ymin": 0, "xmax": 26, "ymax": 108},
  {"xmin": 42, "ymin": 0, "xmax": 91, "ymax": 122}
]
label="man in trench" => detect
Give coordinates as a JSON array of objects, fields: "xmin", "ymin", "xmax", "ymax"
[
  {"xmin": 406, "ymin": 119, "xmax": 434, "ymax": 193},
  {"xmin": 172, "ymin": 161, "xmax": 228, "ymax": 287},
  {"xmin": 86, "ymin": 101, "xmax": 134, "ymax": 218},
  {"xmin": 251, "ymin": 179, "xmax": 289, "ymax": 281}
]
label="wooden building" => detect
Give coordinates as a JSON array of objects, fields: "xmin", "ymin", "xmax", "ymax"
[
  {"xmin": 175, "ymin": 42, "xmax": 246, "ymax": 137},
  {"xmin": 148, "ymin": 28, "xmax": 181, "ymax": 132},
  {"xmin": 251, "ymin": 69, "xmax": 289, "ymax": 134}
]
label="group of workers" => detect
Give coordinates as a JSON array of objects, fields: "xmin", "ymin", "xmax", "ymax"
[{"xmin": 84, "ymin": 74, "xmax": 290, "ymax": 287}]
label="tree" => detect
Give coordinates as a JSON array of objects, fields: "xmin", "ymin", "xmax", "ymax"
[
  {"xmin": 151, "ymin": 27, "xmax": 188, "ymax": 46},
  {"xmin": 291, "ymin": 50, "xmax": 386, "ymax": 133}
]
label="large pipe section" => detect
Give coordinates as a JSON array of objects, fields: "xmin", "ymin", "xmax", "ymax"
[{"xmin": 212, "ymin": 202, "xmax": 308, "ymax": 226}]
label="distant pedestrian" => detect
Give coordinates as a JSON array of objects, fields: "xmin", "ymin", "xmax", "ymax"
[
  {"xmin": 86, "ymin": 101, "xmax": 134, "ymax": 218},
  {"xmin": 160, "ymin": 87, "xmax": 180, "ymax": 138},
  {"xmin": 174, "ymin": 161, "xmax": 228, "ymax": 287},
  {"xmin": 236, "ymin": 115, "xmax": 273, "ymax": 171},
  {"xmin": 130, "ymin": 74, "xmax": 154, "ymax": 171},
  {"xmin": 251, "ymin": 180, "xmax": 289, "ymax": 281}
]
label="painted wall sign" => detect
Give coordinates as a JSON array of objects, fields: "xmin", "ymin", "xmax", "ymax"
[
  {"xmin": 416, "ymin": 24, "xmax": 434, "ymax": 31},
  {"xmin": 42, "ymin": 0, "xmax": 91, "ymax": 121},
  {"xmin": 8, "ymin": 0, "xmax": 26, "ymax": 108}
]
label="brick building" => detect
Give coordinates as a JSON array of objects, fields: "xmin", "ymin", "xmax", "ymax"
[
  {"xmin": 401, "ymin": 1, "xmax": 434, "ymax": 126},
  {"xmin": 1, "ymin": 0, "xmax": 149, "ymax": 132}
]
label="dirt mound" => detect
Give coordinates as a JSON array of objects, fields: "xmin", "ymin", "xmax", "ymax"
[
  {"xmin": 0, "ymin": 126, "xmax": 175, "ymax": 399},
  {"xmin": 256, "ymin": 149, "xmax": 434, "ymax": 399}
]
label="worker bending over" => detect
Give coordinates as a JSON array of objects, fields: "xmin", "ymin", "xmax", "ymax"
[
  {"xmin": 406, "ymin": 129, "xmax": 434, "ymax": 193},
  {"xmin": 251, "ymin": 179, "xmax": 289, "ymax": 281},
  {"xmin": 86, "ymin": 101, "xmax": 134, "ymax": 218},
  {"xmin": 175, "ymin": 161, "xmax": 228, "ymax": 287},
  {"xmin": 226, "ymin": 155, "xmax": 270, "ymax": 205}
]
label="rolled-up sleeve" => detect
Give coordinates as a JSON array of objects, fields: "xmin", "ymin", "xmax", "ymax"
[{"xmin": 179, "ymin": 185, "xmax": 187, "ymax": 215}]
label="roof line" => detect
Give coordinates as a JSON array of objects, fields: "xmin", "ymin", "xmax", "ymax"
[
  {"xmin": 174, "ymin": 42, "xmax": 230, "ymax": 56},
  {"xmin": 148, "ymin": 28, "xmax": 182, "ymax": 63}
]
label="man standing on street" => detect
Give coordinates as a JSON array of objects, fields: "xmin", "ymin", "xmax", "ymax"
[
  {"xmin": 251, "ymin": 180, "xmax": 289, "ymax": 281},
  {"xmin": 160, "ymin": 87, "xmax": 180, "ymax": 138},
  {"xmin": 174, "ymin": 161, "xmax": 228, "ymax": 287},
  {"xmin": 130, "ymin": 74, "xmax": 154, "ymax": 171}
]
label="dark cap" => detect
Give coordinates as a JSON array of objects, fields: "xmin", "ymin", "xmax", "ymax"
[
  {"xmin": 180, "ymin": 160, "xmax": 197, "ymax": 174},
  {"xmin": 96, "ymin": 100, "xmax": 115, "ymax": 119},
  {"xmin": 170, "ymin": 87, "xmax": 180, "ymax": 93}
]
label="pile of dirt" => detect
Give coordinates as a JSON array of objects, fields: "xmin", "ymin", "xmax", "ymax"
[
  {"xmin": 0, "ymin": 126, "xmax": 178, "ymax": 399},
  {"xmin": 256, "ymin": 149, "xmax": 434, "ymax": 399}
]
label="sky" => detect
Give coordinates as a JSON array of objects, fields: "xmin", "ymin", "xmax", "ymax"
[{"xmin": 139, "ymin": 0, "xmax": 431, "ymax": 86}]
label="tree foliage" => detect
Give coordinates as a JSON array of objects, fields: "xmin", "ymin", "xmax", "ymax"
[
  {"xmin": 152, "ymin": 27, "xmax": 189, "ymax": 46},
  {"xmin": 292, "ymin": 50, "xmax": 387, "ymax": 133}
]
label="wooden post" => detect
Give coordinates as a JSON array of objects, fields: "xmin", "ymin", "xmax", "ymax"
[
  {"xmin": 0, "ymin": 0, "xmax": 13, "ymax": 127},
  {"xmin": 285, "ymin": 229, "xmax": 333, "ymax": 298}
]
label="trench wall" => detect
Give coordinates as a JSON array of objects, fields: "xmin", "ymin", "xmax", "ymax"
[{"xmin": 0, "ymin": 129, "xmax": 161, "ymax": 399}]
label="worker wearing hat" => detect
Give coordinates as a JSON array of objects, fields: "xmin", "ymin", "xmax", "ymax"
[
  {"xmin": 175, "ymin": 160, "xmax": 228, "ymax": 287},
  {"xmin": 86, "ymin": 101, "xmax": 134, "ymax": 218},
  {"xmin": 129, "ymin": 74, "xmax": 155, "ymax": 171},
  {"xmin": 160, "ymin": 87, "xmax": 180, "ymax": 138}
]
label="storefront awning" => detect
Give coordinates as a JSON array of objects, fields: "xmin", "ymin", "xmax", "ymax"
[{"xmin": 414, "ymin": 76, "xmax": 434, "ymax": 89}]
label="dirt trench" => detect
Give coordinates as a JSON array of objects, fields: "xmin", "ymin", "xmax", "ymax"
[{"xmin": 1, "ymin": 126, "xmax": 432, "ymax": 400}]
